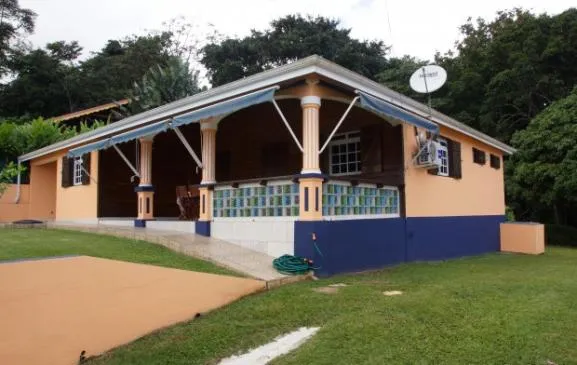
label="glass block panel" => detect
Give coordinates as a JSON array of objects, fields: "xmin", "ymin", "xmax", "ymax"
[
  {"xmin": 322, "ymin": 183, "xmax": 399, "ymax": 217},
  {"xmin": 213, "ymin": 182, "xmax": 299, "ymax": 218}
]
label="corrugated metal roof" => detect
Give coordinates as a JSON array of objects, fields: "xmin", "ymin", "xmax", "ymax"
[{"xmin": 20, "ymin": 55, "xmax": 515, "ymax": 162}]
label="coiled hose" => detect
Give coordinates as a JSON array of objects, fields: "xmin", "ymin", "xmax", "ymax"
[{"xmin": 272, "ymin": 241, "xmax": 323, "ymax": 275}]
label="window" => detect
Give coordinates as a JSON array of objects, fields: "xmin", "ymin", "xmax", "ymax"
[
  {"xmin": 73, "ymin": 157, "xmax": 83, "ymax": 185},
  {"xmin": 473, "ymin": 147, "xmax": 486, "ymax": 165},
  {"xmin": 428, "ymin": 137, "xmax": 462, "ymax": 179},
  {"xmin": 437, "ymin": 138, "xmax": 449, "ymax": 177},
  {"xmin": 490, "ymin": 154, "xmax": 501, "ymax": 169},
  {"xmin": 329, "ymin": 131, "xmax": 361, "ymax": 176}
]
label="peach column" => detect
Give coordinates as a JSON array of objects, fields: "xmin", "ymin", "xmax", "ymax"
[
  {"xmin": 199, "ymin": 118, "xmax": 219, "ymax": 221},
  {"xmin": 299, "ymin": 94, "xmax": 323, "ymax": 221},
  {"xmin": 137, "ymin": 136, "xmax": 154, "ymax": 221}
]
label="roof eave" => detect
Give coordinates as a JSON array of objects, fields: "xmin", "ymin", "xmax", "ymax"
[{"xmin": 19, "ymin": 55, "xmax": 515, "ymax": 161}]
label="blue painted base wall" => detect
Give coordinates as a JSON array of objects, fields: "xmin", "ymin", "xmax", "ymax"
[
  {"xmin": 406, "ymin": 215, "xmax": 504, "ymax": 262},
  {"xmin": 295, "ymin": 218, "xmax": 406, "ymax": 277},
  {"xmin": 295, "ymin": 215, "xmax": 505, "ymax": 277}
]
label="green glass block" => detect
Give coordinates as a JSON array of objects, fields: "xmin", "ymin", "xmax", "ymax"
[
  {"xmin": 268, "ymin": 207, "xmax": 274, "ymax": 216},
  {"xmin": 291, "ymin": 207, "xmax": 299, "ymax": 216}
]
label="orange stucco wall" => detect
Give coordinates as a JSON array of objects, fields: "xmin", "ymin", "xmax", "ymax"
[
  {"xmin": 404, "ymin": 124, "xmax": 506, "ymax": 217},
  {"xmin": 29, "ymin": 161, "xmax": 57, "ymax": 220},
  {"xmin": 0, "ymin": 185, "xmax": 30, "ymax": 222},
  {"xmin": 55, "ymin": 151, "xmax": 99, "ymax": 220},
  {"xmin": 500, "ymin": 222, "xmax": 545, "ymax": 254}
]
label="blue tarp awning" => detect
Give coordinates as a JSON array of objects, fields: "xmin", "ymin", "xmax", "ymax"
[
  {"xmin": 67, "ymin": 87, "xmax": 277, "ymax": 158},
  {"xmin": 171, "ymin": 87, "xmax": 276, "ymax": 128},
  {"xmin": 67, "ymin": 139, "xmax": 111, "ymax": 157},
  {"xmin": 357, "ymin": 91, "xmax": 439, "ymax": 134}
]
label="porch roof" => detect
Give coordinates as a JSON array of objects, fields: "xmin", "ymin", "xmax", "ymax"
[
  {"xmin": 19, "ymin": 55, "xmax": 515, "ymax": 162},
  {"xmin": 67, "ymin": 87, "xmax": 277, "ymax": 158}
]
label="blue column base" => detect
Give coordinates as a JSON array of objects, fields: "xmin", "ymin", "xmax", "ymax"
[
  {"xmin": 195, "ymin": 221, "xmax": 211, "ymax": 236},
  {"xmin": 134, "ymin": 219, "xmax": 147, "ymax": 228}
]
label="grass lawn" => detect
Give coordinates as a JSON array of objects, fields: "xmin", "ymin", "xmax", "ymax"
[
  {"xmin": 0, "ymin": 228, "xmax": 237, "ymax": 276},
  {"xmin": 89, "ymin": 247, "xmax": 577, "ymax": 365},
  {"xmin": 3, "ymin": 228, "xmax": 577, "ymax": 364}
]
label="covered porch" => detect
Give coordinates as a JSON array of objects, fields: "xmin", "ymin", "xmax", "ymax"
[{"xmin": 67, "ymin": 76, "xmax": 437, "ymax": 259}]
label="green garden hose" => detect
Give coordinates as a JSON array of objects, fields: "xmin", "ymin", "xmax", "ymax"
[{"xmin": 272, "ymin": 241, "xmax": 323, "ymax": 275}]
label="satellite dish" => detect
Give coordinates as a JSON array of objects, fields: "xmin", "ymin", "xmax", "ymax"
[{"xmin": 410, "ymin": 65, "xmax": 447, "ymax": 94}]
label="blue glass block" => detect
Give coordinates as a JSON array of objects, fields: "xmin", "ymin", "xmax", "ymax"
[
  {"xmin": 250, "ymin": 208, "xmax": 257, "ymax": 216},
  {"xmin": 284, "ymin": 195, "xmax": 291, "ymax": 205},
  {"xmin": 260, "ymin": 197, "xmax": 266, "ymax": 206}
]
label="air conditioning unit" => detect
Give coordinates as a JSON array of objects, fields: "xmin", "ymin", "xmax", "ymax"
[{"xmin": 415, "ymin": 140, "xmax": 442, "ymax": 168}]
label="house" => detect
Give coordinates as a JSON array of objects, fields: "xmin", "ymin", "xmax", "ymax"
[{"xmin": 12, "ymin": 55, "xmax": 515, "ymax": 276}]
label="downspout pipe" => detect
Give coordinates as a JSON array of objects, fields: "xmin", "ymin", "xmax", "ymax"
[{"xmin": 13, "ymin": 160, "xmax": 22, "ymax": 204}]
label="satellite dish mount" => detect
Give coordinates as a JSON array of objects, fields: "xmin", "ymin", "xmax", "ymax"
[{"xmin": 409, "ymin": 64, "xmax": 447, "ymax": 119}]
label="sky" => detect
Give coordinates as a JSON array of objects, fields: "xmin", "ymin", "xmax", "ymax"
[{"xmin": 19, "ymin": 0, "xmax": 575, "ymax": 63}]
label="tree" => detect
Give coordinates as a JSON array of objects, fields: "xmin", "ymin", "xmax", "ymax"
[
  {"xmin": 201, "ymin": 15, "xmax": 388, "ymax": 86},
  {"xmin": 432, "ymin": 8, "xmax": 577, "ymax": 143},
  {"xmin": 0, "ymin": 42, "xmax": 83, "ymax": 118},
  {"xmin": 0, "ymin": 161, "xmax": 25, "ymax": 198},
  {"xmin": 78, "ymin": 33, "xmax": 174, "ymax": 107},
  {"xmin": 508, "ymin": 87, "xmax": 577, "ymax": 226},
  {"xmin": 376, "ymin": 56, "xmax": 428, "ymax": 101},
  {"xmin": 128, "ymin": 57, "xmax": 201, "ymax": 113},
  {"xmin": 0, "ymin": 0, "xmax": 36, "ymax": 76}
]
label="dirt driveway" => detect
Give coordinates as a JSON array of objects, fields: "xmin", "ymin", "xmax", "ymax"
[{"xmin": 0, "ymin": 256, "xmax": 264, "ymax": 365}]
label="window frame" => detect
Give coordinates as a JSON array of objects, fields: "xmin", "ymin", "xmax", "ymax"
[
  {"xmin": 328, "ymin": 131, "xmax": 362, "ymax": 176},
  {"xmin": 473, "ymin": 147, "xmax": 486, "ymax": 165},
  {"xmin": 73, "ymin": 156, "xmax": 83, "ymax": 186},
  {"xmin": 490, "ymin": 154, "xmax": 501, "ymax": 169},
  {"xmin": 436, "ymin": 137, "xmax": 450, "ymax": 177}
]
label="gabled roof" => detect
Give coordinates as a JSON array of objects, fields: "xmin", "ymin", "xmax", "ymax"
[{"xmin": 19, "ymin": 55, "xmax": 514, "ymax": 162}]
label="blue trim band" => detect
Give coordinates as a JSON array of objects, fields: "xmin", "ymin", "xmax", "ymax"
[
  {"xmin": 297, "ymin": 173, "xmax": 326, "ymax": 180},
  {"xmin": 134, "ymin": 185, "xmax": 155, "ymax": 192}
]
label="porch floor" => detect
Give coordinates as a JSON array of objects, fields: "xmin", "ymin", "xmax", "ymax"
[{"xmin": 48, "ymin": 222, "xmax": 299, "ymax": 284}]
